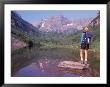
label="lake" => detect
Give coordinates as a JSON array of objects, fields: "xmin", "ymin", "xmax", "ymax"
[{"xmin": 11, "ymin": 46, "xmax": 99, "ymax": 77}]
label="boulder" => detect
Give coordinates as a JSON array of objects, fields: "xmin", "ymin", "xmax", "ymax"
[{"xmin": 58, "ymin": 61, "xmax": 89, "ymax": 69}]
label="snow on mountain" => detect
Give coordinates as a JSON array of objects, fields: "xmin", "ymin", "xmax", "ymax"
[{"xmin": 34, "ymin": 15, "xmax": 93, "ymax": 33}]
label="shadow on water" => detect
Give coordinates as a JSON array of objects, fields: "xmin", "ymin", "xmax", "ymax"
[{"xmin": 11, "ymin": 46, "xmax": 99, "ymax": 77}]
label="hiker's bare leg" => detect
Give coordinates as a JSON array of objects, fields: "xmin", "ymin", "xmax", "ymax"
[
  {"xmin": 80, "ymin": 49, "xmax": 84, "ymax": 61},
  {"xmin": 84, "ymin": 50, "xmax": 88, "ymax": 62}
]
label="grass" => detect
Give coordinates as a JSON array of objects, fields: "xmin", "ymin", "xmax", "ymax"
[{"xmin": 40, "ymin": 42, "xmax": 76, "ymax": 48}]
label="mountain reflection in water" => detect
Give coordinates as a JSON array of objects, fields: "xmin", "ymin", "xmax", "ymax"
[{"xmin": 11, "ymin": 47, "xmax": 99, "ymax": 77}]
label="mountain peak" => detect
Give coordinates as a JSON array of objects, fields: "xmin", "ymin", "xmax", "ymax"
[{"xmin": 34, "ymin": 16, "xmax": 93, "ymax": 33}]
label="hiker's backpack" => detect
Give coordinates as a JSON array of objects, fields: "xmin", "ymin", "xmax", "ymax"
[{"xmin": 81, "ymin": 32, "xmax": 92, "ymax": 44}]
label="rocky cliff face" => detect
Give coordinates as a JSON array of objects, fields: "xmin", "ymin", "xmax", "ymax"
[
  {"xmin": 11, "ymin": 36, "xmax": 26, "ymax": 51},
  {"xmin": 90, "ymin": 12, "xmax": 100, "ymax": 28}
]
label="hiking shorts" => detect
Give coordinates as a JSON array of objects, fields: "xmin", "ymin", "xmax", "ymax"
[{"xmin": 80, "ymin": 43, "xmax": 89, "ymax": 50}]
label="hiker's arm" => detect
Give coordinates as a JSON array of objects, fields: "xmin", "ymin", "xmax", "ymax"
[{"xmin": 87, "ymin": 38, "xmax": 90, "ymax": 44}]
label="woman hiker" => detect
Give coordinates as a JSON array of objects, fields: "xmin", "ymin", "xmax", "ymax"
[{"xmin": 80, "ymin": 26, "xmax": 92, "ymax": 65}]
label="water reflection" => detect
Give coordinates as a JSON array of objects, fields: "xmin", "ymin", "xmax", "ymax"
[{"xmin": 11, "ymin": 47, "xmax": 99, "ymax": 77}]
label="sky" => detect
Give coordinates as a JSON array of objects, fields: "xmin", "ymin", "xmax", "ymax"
[{"xmin": 14, "ymin": 10, "xmax": 99, "ymax": 24}]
